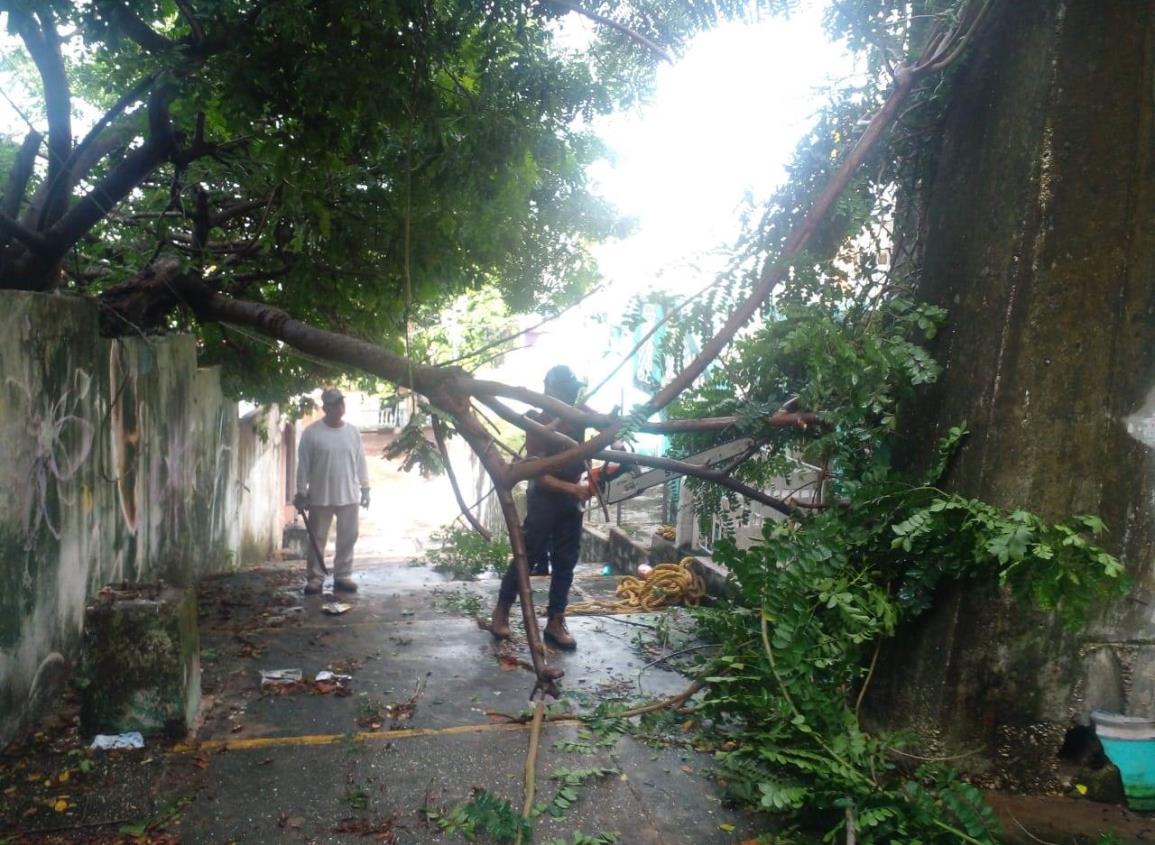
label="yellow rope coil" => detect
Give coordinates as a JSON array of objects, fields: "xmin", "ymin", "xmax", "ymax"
[{"xmin": 567, "ymin": 557, "xmax": 705, "ymax": 615}]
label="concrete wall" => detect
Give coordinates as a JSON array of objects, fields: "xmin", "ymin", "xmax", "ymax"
[
  {"xmin": 0, "ymin": 291, "xmax": 281, "ymax": 744},
  {"xmin": 236, "ymin": 407, "xmax": 287, "ymax": 565}
]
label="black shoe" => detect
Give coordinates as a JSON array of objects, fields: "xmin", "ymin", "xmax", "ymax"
[
  {"xmin": 333, "ymin": 578, "xmax": 359, "ymax": 593},
  {"xmin": 304, "ymin": 582, "xmax": 323, "ymax": 596}
]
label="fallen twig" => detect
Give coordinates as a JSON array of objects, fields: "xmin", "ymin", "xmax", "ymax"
[{"xmin": 515, "ymin": 699, "xmax": 547, "ymax": 845}]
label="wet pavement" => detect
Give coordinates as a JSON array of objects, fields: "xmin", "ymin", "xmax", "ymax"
[
  {"xmin": 0, "ymin": 557, "xmax": 769, "ymax": 844},
  {"xmin": 5, "ymin": 441, "xmax": 1155, "ymax": 843},
  {"xmin": 175, "ymin": 559, "xmax": 767, "ymax": 844}
]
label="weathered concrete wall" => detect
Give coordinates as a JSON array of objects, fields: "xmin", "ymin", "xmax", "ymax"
[
  {"xmin": 0, "ymin": 291, "xmax": 279, "ymax": 744},
  {"xmin": 236, "ymin": 407, "xmax": 286, "ymax": 565},
  {"xmin": 871, "ymin": 0, "xmax": 1155, "ymax": 787}
]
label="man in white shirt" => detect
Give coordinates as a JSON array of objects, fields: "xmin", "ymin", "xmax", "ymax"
[{"xmin": 294, "ymin": 388, "xmax": 371, "ymax": 595}]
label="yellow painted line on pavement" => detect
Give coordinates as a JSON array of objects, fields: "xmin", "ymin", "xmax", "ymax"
[{"xmin": 172, "ymin": 719, "xmax": 576, "ymax": 753}]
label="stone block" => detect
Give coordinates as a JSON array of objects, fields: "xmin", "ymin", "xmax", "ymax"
[
  {"xmin": 649, "ymin": 532, "xmax": 677, "ymax": 565},
  {"xmin": 282, "ymin": 523, "xmax": 310, "ymax": 560},
  {"xmin": 80, "ymin": 584, "xmax": 200, "ymax": 738}
]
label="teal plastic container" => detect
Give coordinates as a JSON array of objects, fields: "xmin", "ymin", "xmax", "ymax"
[{"xmin": 1091, "ymin": 710, "xmax": 1155, "ymax": 811}]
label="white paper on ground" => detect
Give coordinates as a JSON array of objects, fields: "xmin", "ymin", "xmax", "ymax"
[{"xmin": 90, "ymin": 731, "xmax": 145, "ymax": 750}]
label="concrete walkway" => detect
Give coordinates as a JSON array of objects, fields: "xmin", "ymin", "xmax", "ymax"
[
  {"xmin": 0, "ymin": 557, "xmax": 768, "ymax": 844},
  {"xmin": 9, "ymin": 441, "xmax": 1146, "ymax": 843},
  {"xmin": 170, "ymin": 560, "xmax": 765, "ymax": 843},
  {"xmin": 0, "ymin": 441, "xmax": 769, "ymax": 843}
]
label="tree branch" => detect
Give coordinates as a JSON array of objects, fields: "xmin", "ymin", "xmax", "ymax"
[
  {"xmin": 66, "ymin": 74, "xmax": 156, "ymax": 179},
  {"xmin": 211, "ymin": 197, "xmax": 273, "ymax": 227},
  {"xmin": 431, "ymin": 415, "xmax": 491, "ymax": 540},
  {"xmin": 13, "ymin": 9, "xmax": 73, "ymax": 231},
  {"xmin": 171, "ymin": 275, "xmax": 464, "ymax": 396},
  {"xmin": 545, "ymin": 0, "xmax": 674, "ymax": 64},
  {"xmin": 41, "ymin": 90, "xmax": 182, "ymax": 264},
  {"xmin": 0, "ymin": 211, "xmax": 52, "ymax": 254},
  {"xmin": 596, "ymin": 449, "xmax": 797, "ymax": 517},
  {"xmin": 472, "ymin": 395, "xmax": 617, "ymax": 484},
  {"xmin": 105, "ymin": 3, "xmax": 176, "ymax": 53},
  {"xmin": 644, "ymin": 71, "xmax": 917, "ymax": 419},
  {"xmin": 641, "ymin": 413, "xmax": 821, "ymax": 434},
  {"xmin": 1, "ymin": 131, "xmax": 42, "ymax": 222},
  {"xmin": 173, "ymin": 0, "xmax": 207, "ymax": 44}
]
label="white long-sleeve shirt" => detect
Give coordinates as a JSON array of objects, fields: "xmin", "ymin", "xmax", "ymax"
[{"xmin": 296, "ymin": 420, "xmax": 369, "ymax": 506}]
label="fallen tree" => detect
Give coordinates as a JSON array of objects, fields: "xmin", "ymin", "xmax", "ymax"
[
  {"xmin": 0, "ymin": 0, "xmax": 998, "ymax": 691},
  {"xmin": 141, "ymin": 2, "xmax": 994, "ymax": 692}
]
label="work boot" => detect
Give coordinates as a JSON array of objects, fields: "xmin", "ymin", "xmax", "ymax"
[
  {"xmin": 304, "ymin": 581, "xmax": 323, "ymax": 596},
  {"xmin": 333, "ymin": 578, "xmax": 358, "ymax": 593},
  {"xmin": 543, "ymin": 614, "xmax": 577, "ymax": 651},
  {"xmin": 490, "ymin": 600, "xmax": 513, "ymax": 640}
]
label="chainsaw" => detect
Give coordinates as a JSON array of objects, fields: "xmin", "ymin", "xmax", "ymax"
[{"xmin": 592, "ymin": 437, "xmax": 758, "ymax": 504}]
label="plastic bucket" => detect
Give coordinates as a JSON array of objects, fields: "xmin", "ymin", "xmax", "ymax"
[{"xmin": 1091, "ymin": 709, "xmax": 1155, "ymax": 811}]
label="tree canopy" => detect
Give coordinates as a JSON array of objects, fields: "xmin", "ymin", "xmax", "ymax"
[{"xmin": 0, "ymin": 0, "xmax": 778, "ymax": 399}]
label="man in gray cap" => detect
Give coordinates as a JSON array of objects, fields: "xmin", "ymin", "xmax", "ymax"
[
  {"xmin": 490, "ymin": 365, "xmax": 591, "ymax": 650},
  {"xmin": 294, "ymin": 388, "xmax": 371, "ymax": 594}
]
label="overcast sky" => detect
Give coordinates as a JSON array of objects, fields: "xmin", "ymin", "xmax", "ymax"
[
  {"xmin": 513, "ymin": 4, "xmax": 852, "ymax": 400},
  {"xmin": 586, "ymin": 4, "xmax": 849, "ymax": 300}
]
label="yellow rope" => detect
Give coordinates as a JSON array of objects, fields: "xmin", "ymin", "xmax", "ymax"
[{"xmin": 567, "ymin": 557, "xmax": 705, "ymax": 614}]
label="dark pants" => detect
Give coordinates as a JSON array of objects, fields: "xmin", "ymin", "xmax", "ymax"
[{"xmin": 498, "ymin": 488, "xmax": 583, "ymax": 617}]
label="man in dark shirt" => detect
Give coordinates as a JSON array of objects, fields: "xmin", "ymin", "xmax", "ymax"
[{"xmin": 490, "ymin": 365, "xmax": 591, "ymax": 650}]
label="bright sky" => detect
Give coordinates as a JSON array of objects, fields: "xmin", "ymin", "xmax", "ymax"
[
  {"xmin": 507, "ymin": 4, "xmax": 852, "ymax": 403},
  {"xmin": 587, "ymin": 3, "xmax": 848, "ymax": 299}
]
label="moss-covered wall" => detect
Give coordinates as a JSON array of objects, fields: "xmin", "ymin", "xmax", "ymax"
[
  {"xmin": 0, "ymin": 291, "xmax": 282, "ymax": 744},
  {"xmin": 871, "ymin": 0, "xmax": 1155, "ymax": 785}
]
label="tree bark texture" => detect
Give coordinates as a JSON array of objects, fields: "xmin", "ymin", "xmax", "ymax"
[{"xmin": 870, "ymin": 0, "xmax": 1155, "ymax": 788}]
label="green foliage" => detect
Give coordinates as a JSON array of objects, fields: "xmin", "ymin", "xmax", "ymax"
[
  {"xmin": 542, "ymin": 833, "xmax": 620, "ymax": 845},
  {"xmin": 553, "ymin": 731, "xmax": 620, "ymax": 755},
  {"xmin": 891, "ymin": 498, "xmax": 1124, "ymax": 627},
  {"xmin": 382, "ymin": 412, "xmax": 446, "ymax": 478},
  {"xmin": 535, "ymin": 767, "xmax": 619, "ymax": 820},
  {"xmin": 433, "ymin": 789, "xmax": 532, "ymax": 843},
  {"xmin": 430, "ymin": 586, "xmax": 485, "ymax": 618},
  {"xmin": 409, "ymin": 287, "xmax": 520, "ymax": 369},
  {"xmin": 579, "ymin": 703, "xmax": 634, "ymax": 743},
  {"xmin": 682, "ymin": 428, "xmax": 1125, "ymax": 841},
  {"xmin": 341, "ymin": 783, "xmax": 371, "ymax": 811},
  {"xmin": 3, "ymin": 1, "xmax": 782, "ymax": 400},
  {"xmin": 423, "ymin": 525, "xmax": 512, "ymax": 581}
]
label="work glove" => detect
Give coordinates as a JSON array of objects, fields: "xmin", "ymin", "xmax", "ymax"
[
  {"xmin": 293, "ymin": 492, "xmax": 308, "ymax": 510},
  {"xmin": 360, "ymin": 488, "xmax": 371, "ymax": 509}
]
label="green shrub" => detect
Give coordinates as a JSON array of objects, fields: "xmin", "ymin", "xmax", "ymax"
[{"xmin": 423, "ymin": 526, "xmax": 511, "ymax": 580}]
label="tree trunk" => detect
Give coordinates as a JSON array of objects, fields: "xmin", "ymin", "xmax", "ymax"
[{"xmin": 868, "ymin": 0, "xmax": 1155, "ymax": 788}]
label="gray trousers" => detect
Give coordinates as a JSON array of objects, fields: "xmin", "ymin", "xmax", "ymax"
[{"xmin": 306, "ymin": 504, "xmax": 360, "ymax": 584}]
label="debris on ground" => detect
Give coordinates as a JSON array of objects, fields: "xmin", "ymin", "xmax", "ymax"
[
  {"xmin": 259, "ymin": 669, "xmax": 303, "ymax": 693},
  {"xmin": 315, "ymin": 671, "xmax": 353, "ymax": 695},
  {"xmin": 323, "ymin": 602, "xmax": 353, "ymax": 615},
  {"xmin": 356, "ymin": 675, "xmax": 429, "ymax": 731},
  {"xmin": 89, "ymin": 732, "xmax": 145, "ymax": 751}
]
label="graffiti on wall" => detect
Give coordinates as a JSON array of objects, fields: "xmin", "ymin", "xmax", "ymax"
[
  {"xmin": 109, "ymin": 343, "xmax": 140, "ymax": 534},
  {"xmin": 6, "ymin": 370, "xmax": 95, "ymax": 549}
]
